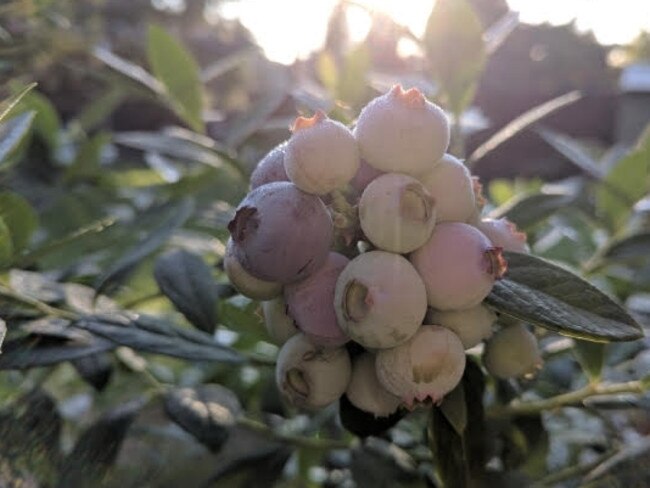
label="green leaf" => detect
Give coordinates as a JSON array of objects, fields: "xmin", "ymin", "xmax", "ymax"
[
  {"xmin": 424, "ymin": 0, "xmax": 485, "ymax": 113},
  {"xmin": 468, "ymin": 91, "xmax": 581, "ymax": 166},
  {"xmin": 490, "ymin": 191, "xmax": 576, "ymax": 229},
  {"xmin": 164, "ymin": 385, "xmax": 241, "ymax": 452},
  {"xmin": 0, "ymin": 192, "xmax": 38, "ymax": 253},
  {"xmin": 154, "ymin": 250, "xmax": 220, "ymax": 333},
  {"xmin": 0, "ymin": 217, "xmax": 13, "ymax": 268},
  {"xmin": 0, "ymin": 319, "xmax": 5, "ymax": 354},
  {"xmin": 58, "ymin": 400, "xmax": 142, "ymax": 487},
  {"xmin": 15, "ymin": 89, "xmax": 60, "ymax": 148},
  {"xmin": 338, "ymin": 43, "xmax": 370, "ymax": 108},
  {"xmin": 64, "ymin": 132, "xmax": 111, "ymax": 182},
  {"xmin": 429, "ymin": 359, "xmax": 486, "ymax": 488},
  {"xmin": 317, "ymin": 50, "xmax": 339, "ymax": 95},
  {"xmin": 93, "ymin": 46, "xmax": 163, "ymax": 95},
  {"xmin": 601, "ymin": 232, "xmax": 650, "ymax": 265},
  {"xmin": 0, "ymin": 82, "xmax": 36, "ymax": 123},
  {"xmin": 537, "ymin": 128, "xmax": 604, "ymax": 179},
  {"xmin": 0, "ymin": 111, "xmax": 36, "ymax": 168},
  {"xmin": 147, "ymin": 24, "xmax": 204, "ymax": 133},
  {"xmin": 485, "ymin": 252, "xmax": 643, "ymax": 342},
  {"xmin": 596, "ymin": 127, "xmax": 650, "ymax": 229},
  {"xmin": 74, "ymin": 315, "xmax": 244, "ymax": 364},
  {"xmin": 573, "ymin": 340, "xmax": 606, "ymax": 381},
  {"xmin": 95, "ymin": 199, "xmax": 194, "ymax": 296},
  {"xmin": 440, "ymin": 382, "xmax": 467, "ymax": 436}
]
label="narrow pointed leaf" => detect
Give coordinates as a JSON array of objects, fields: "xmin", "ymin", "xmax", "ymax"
[
  {"xmin": 154, "ymin": 250, "xmax": 219, "ymax": 333},
  {"xmin": 485, "ymin": 252, "xmax": 643, "ymax": 342}
]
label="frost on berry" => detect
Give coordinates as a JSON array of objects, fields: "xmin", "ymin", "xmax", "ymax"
[
  {"xmin": 375, "ymin": 325, "xmax": 465, "ymax": 408},
  {"xmin": 250, "ymin": 141, "xmax": 289, "ymax": 190},
  {"xmin": 354, "ymin": 85, "xmax": 450, "ymax": 176},
  {"xmin": 426, "ymin": 304, "xmax": 496, "ymax": 349},
  {"xmin": 476, "ymin": 218, "xmax": 529, "ymax": 253},
  {"xmin": 346, "ymin": 353, "xmax": 402, "ymax": 417},
  {"xmin": 284, "ymin": 111, "xmax": 360, "ymax": 195},
  {"xmin": 359, "ymin": 173, "xmax": 436, "ymax": 253},
  {"xmin": 284, "ymin": 252, "xmax": 350, "ymax": 347},
  {"xmin": 224, "ymin": 238, "xmax": 282, "ymax": 300},
  {"xmin": 418, "ymin": 154, "xmax": 476, "ymax": 223},
  {"xmin": 275, "ymin": 334, "xmax": 351, "ymax": 410},
  {"xmin": 410, "ymin": 222, "xmax": 507, "ymax": 310},
  {"xmin": 334, "ymin": 251, "xmax": 427, "ymax": 349},
  {"xmin": 483, "ymin": 323, "xmax": 542, "ymax": 379},
  {"xmin": 262, "ymin": 297, "xmax": 299, "ymax": 345},
  {"xmin": 227, "ymin": 182, "xmax": 333, "ymax": 284}
]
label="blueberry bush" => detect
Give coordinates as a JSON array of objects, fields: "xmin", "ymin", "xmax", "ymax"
[{"xmin": 0, "ymin": 1, "xmax": 649, "ymax": 487}]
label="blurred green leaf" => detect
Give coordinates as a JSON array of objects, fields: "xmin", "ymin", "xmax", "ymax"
[
  {"xmin": 201, "ymin": 48, "xmax": 258, "ymax": 83},
  {"xmin": 58, "ymin": 400, "xmax": 142, "ymax": 487},
  {"xmin": 95, "ymin": 199, "xmax": 194, "ymax": 296},
  {"xmin": 596, "ymin": 127, "xmax": 650, "ymax": 229},
  {"xmin": 537, "ymin": 128, "xmax": 603, "ymax": 179},
  {"xmin": 16, "ymin": 89, "xmax": 60, "ymax": 148},
  {"xmin": 154, "ymin": 250, "xmax": 220, "ymax": 333},
  {"xmin": 64, "ymin": 132, "xmax": 110, "ymax": 183},
  {"xmin": 484, "ymin": 11, "xmax": 519, "ymax": 55},
  {"xmin": 0, "ymin": 191, "xmax": 38, "ymax": 252},
  {"xmin": 440, "ymin": 382, "xmax": 467, "ymax": 436},
  {"xmin": 317, "ymin": 50, "xmax": 339, "ymax": 95},
  {"xmin": 468, "ymin": 91, "xmax": 581, "ymax": 166},
  {"xmin": 71, "ymin": 86, "xmax": 126, "ymax": 135},
  {"xmin": 573, "ymin": 340, "xmax": 606, "ymax": 381},
  {"xmin": 164, "ymin": 385, "xmax": 242, "ymax": 452},
  {"xmin": 0, "ymin": 82, "xmax": 36, "ymax": 123},
  {"xmin": 74, "ymin": 315, "xmax": 244, "ymax": 364},
  {"xmin": 0, "ymin": 319, "xmax": 4, "ymax": 353},
  {"xmin": 351, "ymin": 438, "xmax": 423, "ymax": 487},
  {"xmin": 600, "ymin": 232, "xmax": 650, "ymax": 266},
  {"xmin": 486, "ymin": 252, "xmax": 643, "ymax": 342},
  {"xmin": 225, "ymin": 90, "xmax": 286, "ymax": 148},
  {"xmin": 0, "ymin": 217, "xmax": 13, "ymax": 268},
  {"xmin": 0, "ymin": 388, "xmax": 62, "ymax": 483},
  {"xmin": 490, "ymin": 191, "xmax": 576, "ymax": 229},
  {"xmin": 0, "ymin": 111, "xmax": 35, "ymax": 168},
  {"xmin": 147, "ymin": 24, "xmax": 205, "ymax": 133},
  {"xmin": 338, "ymin": 43, "xmax": 370, "ymax": 108},
  {"xmin": 93, "ymin": 46, "xmax": 163, "ymax": 95},
  {"xmin": 424, "ymin": 0, "xmax": 485, "ymax": 114}
]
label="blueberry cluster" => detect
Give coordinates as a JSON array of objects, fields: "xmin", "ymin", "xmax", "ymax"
[{"xmin": 226, "ymin": 85, "xmax": 541, "ymax": 419}]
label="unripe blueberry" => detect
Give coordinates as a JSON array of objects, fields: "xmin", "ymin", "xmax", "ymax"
[
  {"xmin": 418, "ymin": 154, "xmax": 475, "ymax": 223},
  {"xmin": 334, "ymin": 251, "xmax": 427, "ymax": 349},
  {"xmin": 359, "ymin": 173, "xmax": 436, "ymax": 253},
  {"xmin": 262, "ymin": 297, "xmax": 299, "ymax": 345},
  {"xmin": 224, "ymin": 239, "xmax": 282, "ymax": 300},
  {"xmin": 250, "ymin": 141, "xmax": 289, "ymax": 189},
  {"xmin": 349, "ymin": 158, "xmax": 384, "ymax": 198},
  {"xmin": 228, "ymin": 182, "xmax": 333, "ymax": 284},
  {"xmin": 426, "ymin": 304, "xmax": 496, "ymax": 349},
  {"xmin": 284, "ymin": 111, "xmax": 360, "ymax": 195},
  {"xmin": 284, "ymin": 252, "xmax": 350, "ymax": 347},
  {"xmin": 476, "ymin": 218, "xmax": 529, "ymax": 253},
  {"xmin": 410, "ymin": 222, "xmax": 507, "ymax": 310},
  {"xmin": 346, "ymin": 353, "xmax": 402, "ymax": 417},
  {"xmin": 354, "ymin": 85, "xmax": 450, "ymax": 176},
  {"xmin": 375, "ymin": 325, "xmax": 466, "ymax": 408},
  {"xmin": 275, "ymin": 334, "xmax": 351, "ymax": 410},
  {"xmin": 483, "ymin": 323, "xmax": 542, "ymax": 379}
]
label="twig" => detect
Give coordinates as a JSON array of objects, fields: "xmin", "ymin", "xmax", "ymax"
[
  {"xmin": 488, "ymin": 380, "xmax": 647, "ymax": 418},
  {"xmin": 0, "ymin": 284, "xmax": 78, "ymax": 320},
  {"xmin": 237, "ymin": 417, "xmax": 351, "ymax": 451},
  {"xmin": 530, "ymin": 449, "xmax": 618, "ymax": 487}
]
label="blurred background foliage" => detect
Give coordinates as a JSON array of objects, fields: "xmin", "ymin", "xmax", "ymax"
[{"xmin": 0, "ymin": 0, "xmax": 649, "ymax": 486}]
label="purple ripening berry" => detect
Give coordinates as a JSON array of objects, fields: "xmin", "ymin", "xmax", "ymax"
[
  {"xmin": 228, "ymin": 182, "xmax": 333, "ymax": 284},
  {"xmin": 284, "ymin": 252, "xmax": 350, "ymax": 347},
  {"xmin": 250, "ymin": 141, "xmax": 289, "ymax": 190}
]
